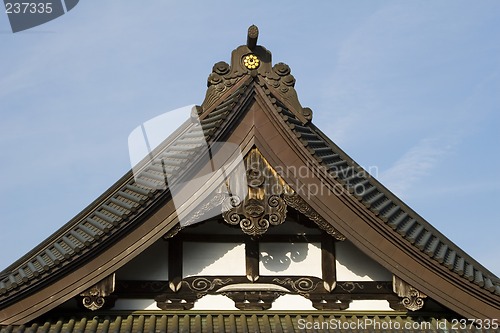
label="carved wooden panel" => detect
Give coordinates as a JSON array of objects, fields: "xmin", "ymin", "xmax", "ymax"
[
  {"xmin": 116, "ymin": 277, "xmax": 395, "ymax": 311},
  {"xmin": 222, "ymin": 149, "xmax": 292, "ymax": 236}
]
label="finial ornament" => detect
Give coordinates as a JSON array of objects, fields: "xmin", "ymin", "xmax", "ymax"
[
  {"xmin": 247, "ymin": 25, "xmax": 259, "ymax": 49},
  {"xmin": 202, "ymin": 25, "xmax": 311, "ymax": 122}
]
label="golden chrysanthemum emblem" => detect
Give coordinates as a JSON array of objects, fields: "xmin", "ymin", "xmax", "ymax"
[{"xmin": 243, "ymin": 54, "xmax": 260, "ymax": 69}]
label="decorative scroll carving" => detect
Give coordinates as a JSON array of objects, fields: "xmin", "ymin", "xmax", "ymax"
[
  {"xmin": 223, "ymin": 149, "xmax": 293, "ymax": 236},
  {"xmin": 338, "ymin": 281, "xmax": 365, "ymax": 293},
  {"xmin": 184, "ymin": 277, "xmax": 233, "ymax": 298},
  {"xmin": 79, "ymin": 274, "xmax": 115, "ymax": 311},
  {"xmin": 284, "ymin": 193, "xmax": 346, "ymax": 241},
  {"xmin": 116, "ymin": 277, "xmax": 396, "ymax": 311},
  {"xmin": 392, "ymin": 275, "xmax": 427, "ymax": 311},
  {"xmin": 272, "ymin": 277, "xmax": 321, "ymax": 298},
  {"xmin": 260, "ymin": 62, "xmax": 312, "ymax": 122},
  {"xmin": 155, "ymin": 277, "xmax": 233, "ymax": 310}
]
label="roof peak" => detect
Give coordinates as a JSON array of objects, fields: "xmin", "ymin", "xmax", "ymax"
[{"xmin": 201, "ymin": 25, "xmax": 312, "ymax": 122}]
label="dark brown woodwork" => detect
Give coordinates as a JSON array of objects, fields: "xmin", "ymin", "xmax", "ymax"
[
  {"xmin": 115, "ymin": 277, "xmax": 402, "ymax": 311},
  {"xmin": 223, "ymin": 290, "xmax": 282, "ymax": 310},
  {"xmin": 245, "ymin": 236, "xmax": 259, "ymax": 282},
  {"xmin": 222, "ymin": 149, "xmax": 290, "ymax": 236},
  {"xmin": 246, "ymin": 25, "xmax": 259, "ymax": 50},
  {"xmin": 321, "ymin": 235, "xmax": 336, "ymax": 292},
  {"xmin": 77, "ymin": 274, "xmax": 117, "ymax": 311},
  {"xmin": 168, "ymin": 238, "xmax": 182, "ymax": 292}
]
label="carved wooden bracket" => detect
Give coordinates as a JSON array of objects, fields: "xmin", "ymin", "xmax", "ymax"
[
  {"xmin": 117, "ymin": 277, "xmax": 396, "ymax": 311},
  {"xmin": 155, "ymin": 294, "xmax": 198, "ymax": 311},
  {"xmin": 309, "ymin": 294, "xmax": 351, "ymax": 310},
  {"xmin": 155, "ymin": 277, "xmax": 233, "ymax": 310},
  {"xmin": 79, "ymin": 274, "xmax": 115, "ymax": 311},
  {"xmin": 218, "ymin": 283, "xmax": 287, "ymax": 310},
  {"xmin": 223, "ymin": 149, "xmax": 292, "ymax": 236},
  {"xmin": 392, "ymin": 275, "xmax": 427, "ymax": 311}
]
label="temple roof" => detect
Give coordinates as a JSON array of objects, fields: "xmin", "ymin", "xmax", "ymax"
[{"xmin": 0, "ymin": 25, "xmax": 499, "ymax": 325}]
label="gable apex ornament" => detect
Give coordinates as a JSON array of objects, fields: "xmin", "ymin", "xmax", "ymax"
[
  {"xmin": 222, "ymin": 148, "xmax": 345, "ymax": 239},
  {"xmin": 201, "ymin": 25, "xmax": 312, "ymax": 122},
  {"xmin": 223, "ymin": 149, "xmax": 292, "ymax": 236}
]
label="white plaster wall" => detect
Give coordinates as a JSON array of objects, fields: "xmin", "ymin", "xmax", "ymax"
[
  {"xmin": 191, "ymin": 295, "xmax": 238, "ymax": 310},
  {"xmin": 271, "ymin": 294, "xmax": 315, "ymax": 310},
  {"xmin": 115, "ymin": 240, "xmax": 169, "ymax": 280},
  {"xmin": 335, "ymin": 240, "xmax": 392, "ymax": 281},
  {"xmin": 183, "ymin": 242, "xmax": 245, "ymax": 277},
  {"xmin": 259, "ymin": 242, "xmax": 322, "ymax": 277},
  {"xmin": 347, "ymin": 300, "xmax": 393, "ymax": 311}
]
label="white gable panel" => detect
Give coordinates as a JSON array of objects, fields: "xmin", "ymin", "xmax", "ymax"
[
  {"xmin": 183, "ymin": 242, "xmax": 245, "ymax": 277},
  {"xmin": 191, "ymin": 295, "xmax": 238, "ymax": 310},
  {"xmin": 259, "ymin": 242, "xmax": 322, "ymax": 277},
  {"xmin": 271, "ymin": 294, "xmax": 316, "ymax": 310},
  {"xmin": 347, "ymin": 300, "xmax": 393, "ymax": 311}
]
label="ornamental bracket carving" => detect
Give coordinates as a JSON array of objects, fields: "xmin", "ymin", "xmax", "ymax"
[
  {"xmin": 222, "ymin": 149, "xmax": 292, "ymax": 236},
  {"xmin": 392, "ymin": 275, "xmax": 427, "ymax": 311},
  {"xmin": 201, "ymin": 25, "xmax": 311, "ymax": 123},
  {"xmin": 79, "ymin": 274, "xmax": 115, "ymax": 311}
]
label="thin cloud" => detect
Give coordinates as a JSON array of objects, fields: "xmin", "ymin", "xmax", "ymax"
[{"xmin": 380, "ymin": 136, "xmax": 456, "ymax": 198}]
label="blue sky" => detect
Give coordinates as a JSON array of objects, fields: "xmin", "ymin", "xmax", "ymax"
[{"xmin": 1, "ymin": 1, "xmax": 499, "ymax": 276}]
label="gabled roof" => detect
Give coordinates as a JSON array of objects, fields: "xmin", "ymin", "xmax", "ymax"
[{"xmin": 1, "ymin": 25, "xmax": 499, "ymax": 325}]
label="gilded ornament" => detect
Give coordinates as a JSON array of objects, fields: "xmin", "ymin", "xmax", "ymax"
[{"xmin": 243, "ymin": 54, "xmax": 260, "ymax": 69}]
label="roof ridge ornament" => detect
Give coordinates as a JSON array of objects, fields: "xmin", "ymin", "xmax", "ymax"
[
  {"xmin": 247, "ymin": 24, "xmax": 259, "ymax": 50},
  {"xmin": 201, "ymin": 26, "xmax": 312, "ymax": 123}
]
